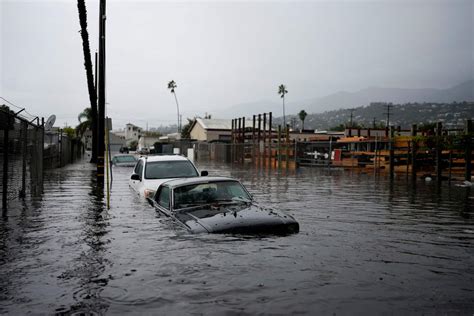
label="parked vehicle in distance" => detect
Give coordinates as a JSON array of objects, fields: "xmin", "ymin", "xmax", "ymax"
[
  {"xmin": 111, "ymin": 154, "xmax": 137, "ymax": 167},
  {"xmin": 137, "ymin": 148, "xmax": 150, "ymax": 155},
  {"xmin": 129, "ymin": 155, "xmax": 207, "ymax": 198},
  {"xmin": 119, "ymin": 146, "xmax": 129, "ymax": 153},
  {"xmin": 147, "ymin": 177, "xmax": 299, "ymax": 235}
]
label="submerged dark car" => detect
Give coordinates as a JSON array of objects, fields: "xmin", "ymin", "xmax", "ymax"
[
  {"xmin": 147, "ymin": 177, "xmax": 299, "ymax": 235},
  {"xmin": 111, "ymin": 154, "xmax": 137, "ymax": 167}
]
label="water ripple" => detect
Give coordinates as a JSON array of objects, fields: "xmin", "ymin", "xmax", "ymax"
[{"xmin": 0, "ymin": 159, "xmax": 473, "ymax": 314}]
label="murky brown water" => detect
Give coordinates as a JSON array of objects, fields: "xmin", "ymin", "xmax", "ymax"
[{"xmin": 1, "ymin": 157, "xmax": 473, "ymax": 314}]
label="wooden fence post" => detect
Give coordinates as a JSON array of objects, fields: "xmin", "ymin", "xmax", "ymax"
[
  {"xmin": 411, "ymin": 124, "xmax": 417, "ymax": 180},
  {"xmin": 436, "ymin": 122, "xmax": 443, "ymax": 183},
  {"xmin": 389, "ymin": 126, "xmax": 395, "ymax": 180},
  {"xmin": 465, "ymin": 119, "xmax": 472, "ymax": 181},
  {"xmin": 277, "ymin": 125, "xmax": 281, "ymax": 170}
]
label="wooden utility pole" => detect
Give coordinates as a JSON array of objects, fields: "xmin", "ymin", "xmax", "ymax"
[
  {"xmin": 93, "ymin": 51, "xmax": 98, "ymax": 162},
  {"xmin": 286, "ymin": 124, "xmax": 290, "ymax": 169},
  {"xmin": 465, "ymin": 119, "xmax": 472, "ymax": 181},
  {"xmin": 2, "ymin": 114, "xmax": 9, "ymax": 210},
  {"xmin": 252, "ymin": 115, "xmax": 256, "ymax": 164},
  {"xmin": 268, "ymin": 112, "xmax": 272, "ymax": 165},
  {"xmin": 411, "ymin": 124, "xmax": 417, "ymax": 180},
  {"xmin": 242, "ymin": 117, "xmax": 246, "ymax": 163},
  {"xmin": 97, "ymin": 0, "xmax": 106, "ymax": 183},
  {"xmin": 263, "ymin": 113, "xmax": 267, "ymax": 167},
  {"xmin": 257, "ymin": 114, "xmax": 261, "ymax": 166},
  {"xmin": 389, "ymin": 126, "xmax": 395, "ymax": 180},
  {"xmin": 277, "ymin": 125, "xmax": 281, "ymax": 170},
  {"xmin": 436, "ymin": 122, "xmax": 443, "ymax": 183}
]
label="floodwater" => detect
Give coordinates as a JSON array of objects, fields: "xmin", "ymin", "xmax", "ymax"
[{"xmin": 1, "ymin": 157, "xmax": 473, "ymax": 315}]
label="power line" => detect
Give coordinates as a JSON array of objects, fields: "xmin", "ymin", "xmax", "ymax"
[{"xmin": 0, "ymin": 96, "xmax": 39, "ymax": 121}]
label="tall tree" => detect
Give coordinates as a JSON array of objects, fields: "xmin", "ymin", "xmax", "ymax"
[
  {"xmin": 278, "ymin": 84, "xmax": 288, "ymax": 127},
  {"xmin": 168, "ymin": 80, "xmax": 181, "ymax": 132},
  {"xmin": 298, "ymin": 109, "xmax": 307, "ymax": 131},
  {"xmin": 77, "ymin": 0, "xmax": 98, "ymax": 163},
  {"xmin": 180, "ymin": 118, "xmax": 194, "ymax": 139},
  {"xmin": 76, "ymin": 107, "xmax": 93, "ymax": 137}
]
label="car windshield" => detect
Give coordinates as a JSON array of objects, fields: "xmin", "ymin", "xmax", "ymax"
[
  {"xmin": 114, "ymin": 155, "xmax": 136, "ymax": 163},
  {"xmin": 173, "ymin": 181, "xmax": 251, "ymax": 209},
  {"xmin": 145, "ymin": 160, "xmax": 199, "ymax": 179}
]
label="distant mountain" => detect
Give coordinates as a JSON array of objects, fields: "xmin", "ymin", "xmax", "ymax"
[
  {"xmin": 217, "ymin": 80, "xmax": 474, "ymax": 118},
  {"xmin": 286, "ymin": 80, "xmax": 474, "ymax": 114},
  {"xmin": 280, "ymin": 101, "xmax": 474, "ymax": 131}
]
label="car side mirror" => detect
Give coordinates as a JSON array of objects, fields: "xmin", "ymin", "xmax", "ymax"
[
  {"xmin": 146, "ymin": 197, "xmax": 154, "ymax": 207},
  {"xmin": 131, "ymin": 174, "xmax": 140, "ymax": 181},
  {"xmin": 201, "ymin": 170, "xmax": 208, "ymax": 176}
]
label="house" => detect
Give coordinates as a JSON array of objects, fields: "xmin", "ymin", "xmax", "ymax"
[
  {"xmin": 137, "ymin": 136, "xmax": 161, "ymax": 151},
  {"xmin": 124, "ymin": 123, "xmax": 143, "ymax": 145},
  {"xmin": 82, "ymin": 130, "xmax": 125, "ymax": 152},
  {"xmin": 108, "ymin": 132, "xmax": 126, "ymax": 152},
  {"xmin": 188, "ymin": 118, "xmax": 232, "ymax": 142}
]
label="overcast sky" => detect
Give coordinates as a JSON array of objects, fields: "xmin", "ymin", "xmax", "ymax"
[{"xmin": 1, "ymin": 0, "xmax": 472, "ymax": 129}]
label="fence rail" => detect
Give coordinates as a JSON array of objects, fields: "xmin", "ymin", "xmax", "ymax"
[
  {"xmin": 1, "ymin": 107, "xmax": 84, "ymax": 210},
  {"xmin": 1, "ymin": 108, "xmax": 44, "ymax": 209}
]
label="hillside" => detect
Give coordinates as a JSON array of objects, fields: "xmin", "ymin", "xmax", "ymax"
[
  {"xmin": 217, "ymin": 80, "xmax": 474, "ymax": 118},
  {"xmin": 285, "ymin": 80, "xmax": 474, "ymax": 114},
  {"xmin": 279, "ymin": 102, "xmax": 474, "ymax": 131}
]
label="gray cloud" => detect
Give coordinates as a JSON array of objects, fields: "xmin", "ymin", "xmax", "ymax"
[{"xmin": 1, "ymin": 0, "xmax": 472, "ymax": 128}]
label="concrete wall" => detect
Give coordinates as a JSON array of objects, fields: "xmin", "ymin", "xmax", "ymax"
[
  {"xmin": 190, "ymin": 123, "xmax": 207, "ymax": 141},
  {"xmin": 138, "ymin": 136, "xmax": 161, "ymax": 150}
]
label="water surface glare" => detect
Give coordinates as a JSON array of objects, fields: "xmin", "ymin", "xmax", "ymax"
[{"xmin": 1, "ymin": 159, "xmax": 473, "ymax": 314}]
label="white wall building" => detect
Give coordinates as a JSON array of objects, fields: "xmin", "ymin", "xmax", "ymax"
[
  {"xmin": 137, "ymin": 136, "xmax": 161, "ymax": 151},
  {"xmin": 125, "ymin": 123, "xmax": 143, "ymax": 145},
  {"xmin": 188, "ymin": 118, "xmax": 232, "ymax": 142}
]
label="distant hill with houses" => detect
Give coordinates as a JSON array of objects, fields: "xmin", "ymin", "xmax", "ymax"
[
  {"xmin": 215, "ymin": 80, "xmax": 474, "ymax": 122},
  {"xmin": 279, "ymin": 101, "xmax": 474, "ymax": 131}
]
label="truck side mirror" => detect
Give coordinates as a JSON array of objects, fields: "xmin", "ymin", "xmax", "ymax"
[
  {"xmin": 131, "ymin": 174, "xmax": 140, "ymax": 181},
  {"xmin": 201, "ymin": 170, "xmax": 208, "ymax": 176}
]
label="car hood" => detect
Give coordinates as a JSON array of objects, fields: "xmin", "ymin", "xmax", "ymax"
[{"xmin": 174, "ymin": 203, "xmax": 299, "ymax": 235}]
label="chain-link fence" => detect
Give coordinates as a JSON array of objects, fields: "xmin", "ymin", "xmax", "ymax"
[
  {"xmin": 1, "ymin": 108, "xmax": 44, "ymax": 209},
  {"xmin": 44, "ymin": 131, "xmax": 83, "ymax": 169}
]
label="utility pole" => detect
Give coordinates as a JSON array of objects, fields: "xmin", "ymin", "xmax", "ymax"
[
  {"xmin": 348, "ymin": 108, "xmax": 354, "ymax": 137},
  {"xmin": 93, "ymin": 51, "xmax": 98, "ymax": 162},
  {"xmin": 385, "ymin": 103, "xmax": 392, "ymax": 128},
  {"xmin": 97, "ymin": 0, "xmax": 106, "ymax": 183}
]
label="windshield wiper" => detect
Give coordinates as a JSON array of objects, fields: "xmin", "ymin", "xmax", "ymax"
[{"xmin": 231, "ymin": 197, "xmax": 252, "ymax": 203}]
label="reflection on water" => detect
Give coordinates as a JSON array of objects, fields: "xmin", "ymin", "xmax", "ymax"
[{"xmin": 0, "ymin": 158, "xmax": 473, "ymax": 314}]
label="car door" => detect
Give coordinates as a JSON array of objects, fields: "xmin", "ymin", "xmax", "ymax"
[{"xmin": 129, "ymin": 159, "xmax": 144, "ymax": 193}]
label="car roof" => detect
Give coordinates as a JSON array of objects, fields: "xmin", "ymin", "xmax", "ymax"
[
  {"xmin": 142, "ymin": 155, "xmax": 190, "ymax": 162},
  {"xmin": 162, "ymin": 176, "xmax": 240, "ymax": 188}
]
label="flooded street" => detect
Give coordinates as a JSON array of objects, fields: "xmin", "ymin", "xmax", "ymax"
[{"xmin": 1, "ymin": 158, "xmax": 473, "ymax": 315}]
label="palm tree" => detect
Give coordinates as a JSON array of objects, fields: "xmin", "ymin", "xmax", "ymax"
[
  {"xmin": 77, "ymin": 0, "xmax": 98, "ymax": 163},
  {"xmin": 278, "ymin": 84, "xmax": 288, "ymax": 127},
  {"xmin": 76, "ymin": 107, "xmax": 92, "ymax": 138},
  {"xmin": 298, "ymin": 110, "xmax": 308, "ymax": 131},
  {"xmin": 168, "ymin": 80, "xmax": 181, "ymax": 132}
]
